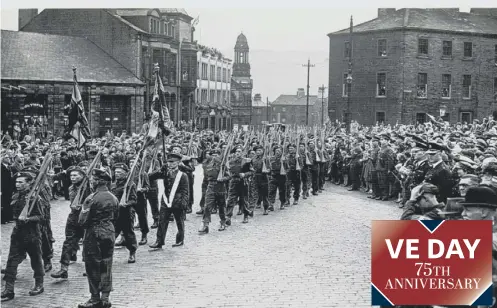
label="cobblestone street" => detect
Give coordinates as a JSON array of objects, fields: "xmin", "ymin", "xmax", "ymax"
[{"xmin": 2, "ymin": 168, "xmax": 402, "ymax": 308}]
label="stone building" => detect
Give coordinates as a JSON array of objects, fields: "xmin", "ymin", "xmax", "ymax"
[
  {"xmin": 251, "ymin": 93, "xmax": 270, "ymax": 128},
  {"xmin": 271, "ymin": 88, "xmax": 327, "ymax": 127},
  {"xmin": 19, "ymin": 8, "xmax": 198, "ymax": 126},
  {"xmin": 231, "ymin": 33, "xmax": 253, "ymax": 127},
  {"xmin": 195, "ymin": 45, "xmax": 232, "ymax": 130},
  {"xmin": 327, "ymin": 8, "xmax": 497, "ymax": 125},
  {"xmin": 1, "ymin": 30, "xmax": 145, "ymax": 137}
]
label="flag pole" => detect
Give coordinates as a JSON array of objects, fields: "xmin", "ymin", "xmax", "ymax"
[{"xmin": 154, "ymin": 64, "xmax": 167, "ymax": 162}]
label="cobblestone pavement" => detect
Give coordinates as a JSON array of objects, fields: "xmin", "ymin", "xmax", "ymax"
[{"xmin": 2, "ymin": 167, "xmax": 402, "ymax": 308}]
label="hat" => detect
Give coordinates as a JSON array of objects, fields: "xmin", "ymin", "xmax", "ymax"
[
  {"xmin": 15, "ymin": 171, "xmax": 35, "ymax": 181},
  {"xmin": 78, "ymin": 161, "xmax": 90, "ymax": 168},
  {"xmin": 92, "ymin": 168, "xmax": 112, "ymax": 181},
  {"xmin": 409, "ymin": 183, "xmax": 439, "ymax": 201},
  {"xmin": 230, "ymin": 145, "xmax": 243, "ymax": 154},
  {"xmin": 113, "ymin": 163, "xmax": 129, "ymax": 172},
  {"xmin": 272, "ymin": 145, "xmax": 282, "ymax": 152},
  {"xmin": 67, "ymin": 166, "xmax": 85, "ymax": 176},
  {"xmin": 287, "ymin": 143, "xmax": 296, "ymax": 149},
  {"xmin": 211, "ymin": 149, "xmax": 221, "ymax": 155},
  {"xmin": 459, "ymin": 186, "xmax": 497, "ymax": 209},
  {"xmin": 166, "ymin": 153, "xmax": 182, "ymax": 162},
  {"xmin": 253, "ymin": 145, "xmax": 264, "ymax": 151},
  {"xmin": 425, "ymin": 142, "xmax": 447, "ymax": 154}
]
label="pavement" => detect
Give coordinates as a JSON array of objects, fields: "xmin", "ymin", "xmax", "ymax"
[{"xmin": 1, "ymin": 167, "xmax": 403, "ymax": 308}]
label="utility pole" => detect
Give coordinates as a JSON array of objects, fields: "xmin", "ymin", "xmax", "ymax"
[
  {"xmin": 346, "ymin": 15, "xmax": 354, "ymax": 133},
  {"xmin": 266, "ymin": 96, "xmax": 269, "ymax": 124},
  {"xmin": 302, "ymin": 59, "xmax": 315, "ymax": 126},
  {"xmin": 319, "ymin": 84, "xmax": 326, "ymax": 126}
]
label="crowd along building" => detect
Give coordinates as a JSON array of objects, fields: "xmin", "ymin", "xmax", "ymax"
[{"xmin": 327, "ymin": 8, "xmax": 497, "ymax": 125}]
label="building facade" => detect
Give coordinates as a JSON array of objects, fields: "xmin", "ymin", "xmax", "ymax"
[
  {"xmin": 195, "ymin": 45, "xmax": 232, "ymax": 131},
  {"xmin": 231, "ymin": 33, "xmax": 253, "ymax": 127},
  {"xmin": 1, "ymin": 30, "xmax": 145, "ymax": 138},
  {"xmin": 328, "ymin": 8, "xmax": 497, "ymax": 125},
  {"xmin": 20, "ymin": 8, "xmax": 198, "ymax": 127},
  {"xmin": 251, "ymin": 93, "xmax": 270, "ymax": 128},
  {"xmin": 271, "ymin": 88, "xmax": 327, "ymax": 127}
]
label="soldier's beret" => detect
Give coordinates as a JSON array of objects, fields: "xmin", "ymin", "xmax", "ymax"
[
  {"xmin": 92, "ymin": 168, "xmax": 112, "ymax": 181},
  {"xmin": 22, "ymin": 166, "xmax": 39, "ymax": 173},
  {"xmin": 113, "ymin": 163, "xmax": 129, "ymax": 172},
  {"xmin": 166, "ymin": 153, "xmax": 182, "ymax": 162},
  {"xmin": 307, "ymin": 140, "xmax": 315, "ymax": 145},
  {"xmin": 460, "ymin": 186, "xmax": 497, "ymax": 209},
  {"xmin": 287, "ymin": 143, "xmax": 296, "ymax": 149},
  {"xmin": 253, "ymin": 145, "xmax": 264, "ymax": 151},
  {"xmin": 211, "ymin": 149, "xmax": 221, "ymax": 155},
  {"xmin": 78, "ymin": 161, "xmax": 90, "ymax": 168},
  {"xmin": 230, "ymin": 146, "xmax": 243, "ymax": 154},
  {"xmin": 15, "ymin": 171, "xmax": 35, "ymax": 181},
  {"xmin": 272, "ymin": 145, "xmax": 282, "ymax": 152},
  {"xmin": 67, "ymin": 166, "xmax": 85, "ymax": 176}
]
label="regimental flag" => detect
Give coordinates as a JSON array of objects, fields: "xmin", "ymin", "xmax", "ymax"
[{"xmin": 66, "ymin": 68, "xmax": 91, "ymax": 148}]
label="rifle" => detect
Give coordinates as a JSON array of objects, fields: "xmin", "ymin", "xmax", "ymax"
[
  {"xmin": 279, "ymin": 133, "xmax": 286, "ymax": 175},
  {"xmin": 218, "ymin": 135, "xmax": 234, "ymax": 181}
]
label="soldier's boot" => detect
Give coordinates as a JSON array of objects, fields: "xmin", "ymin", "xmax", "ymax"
[
  {"xmin": 127, "ymin": 252, "xmax": 136, "ymax": 264},
  {"xmin": 101, "ymin": 292, "xmax": 112, "ymax": 308},
  {"xmin": 242, "ymin": 216, "xmax": 249, "ymax": 224},
  {"xmin": 225, "ymin": 218, "xmax": 231, "ymax": 226},
  {"xmin": 284, "ymin": 200, "xmax": 290, "ymax": 206},
  {"xmin": 78, "ymin": 295, "xmax": 101, "ymax": 308},
  {"xmin": 198, "ymin": 222, "xmax": 209, "ymax": 234},
  {"xmin": 293, "ymin": 199, "xmax": 298, "ymax": 205},
  {"xmin": 139, "ymin": 234, "xmax": 147, "ymax": 246},
  {"xmin": 44, "ymin": 261, "xmax": 52, "ymax": 272},
  {"xmin": 51, "ymin": 264, "xmax": 69, "ymax": 279},
  {"xmin": 302, "ymin": 193, "xmax": 307, "ymax": 200},
  {"xmin": 280, "ymin": 202, "xmax": 285, "ymax": 210},
  {"xmin": 237, "ymin": 207, "xmax": 243, "ymax": 215},
  {"xmin": 115, "ymin": 236, "xmax": 125, "ymax": 247},
  {"xmin": 70, "ymin": 253, "xmax": 77, "ymax": 263},
  {"xmin": 148, "ymin": 241, "xmax": 163, "ymax": 249},
  {"xmin": 1, "ymin": 279, "xmax": 15, "ymax": 302},
  {"xmin": 268, "ymin": 204, "xmax": 275, "ymax": 211},
  {"xmin": 195, "ymin": 209, "xmax": 204, "ymax": 215},
  {"xmin": 28, "ymin": 277, "xmax": 44, "ymax": 296},
  {"xmin": 218, "ymin": 221, "xmax": 226, "ymax": 231},
  {"xmin": 151, "ymin": 219, "xmax": 158, "ymax": 229}
]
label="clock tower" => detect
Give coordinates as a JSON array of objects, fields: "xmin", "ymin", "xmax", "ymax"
[{"xmin": 230, "ymin": 33, "xmax": 253, "ymax": 127}]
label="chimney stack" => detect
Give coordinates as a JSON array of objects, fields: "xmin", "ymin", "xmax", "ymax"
[
  {"xmin": 297, "ymin": 88, "xmax": 305, "ymax": 98},
  {"xmin": 377, "ymin": 8, "xmax": 396, "ymax": 18},
  {"xmin": 18, "ymin": 9, "xmax": 38, "ymax": 30}
]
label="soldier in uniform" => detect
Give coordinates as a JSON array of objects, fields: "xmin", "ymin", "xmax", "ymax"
[
  {"xmin": 285, "ymin": 144, "xmax": 302, "ymax": 205},
  {"xmin": 196, "ymin": 149, "xmax": 212, "ymax": 215},
  {"xmin": 298, "ymin": 142, "xmax": 310, "ymax": 199},
  {"xmin": 307, "ymin": 140, "xmax": 319, "ymax": 195},
  {"xmin": 78, "ymin": 168, "xmax": 119, "ymax": 308},
  {"xmin": 1, "ymin": 172, "xmax": 45, "ymax": 302},
  {"xmin": 51, "ymin": 166, "xmax": 91, "ymax": 279},
  {"xmin": 110, "ymin": 163, "xmax": 138, "ymax": 263},
  {"xmin": 424, "ymin": 143, "xmax": 453, "ymax": 203},
  {"xmin": 131, "ymin": 157, "xmax": 151, "ymax": 246},
  {"xmin": 252, "ymin": 145, "xmax": 270, "ymax": 215},
  {"xmin": 171, "ymin": 144, "xmax": 195, "ymax": 215},
  {"xmin": 317, "ymin": 140, "xmax": 326, "ymax": 192},
  {"xmin": 268, "ymin": 145, "xmax": 288, "ymax": 209},
  {"xmin": 375, "ymin": 136, "xmax": 395, "ymax": 201},
  {"xmin": 149, "ymin": 153, "xmax": 190, "ymax": 249},
  {"xmin": 225, "ymin": 145, "xmax": 253, "ymax": 225},
  {"xmin": 198, "ymin": 149, "xmax": 230, "ymax": 233},
  {"xmin": 145, "ymin": 151, "xmax": 160, "ymax": 229}
]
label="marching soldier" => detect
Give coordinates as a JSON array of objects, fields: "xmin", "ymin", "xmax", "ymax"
[
  {"xmin": 299, "ymin": 142, "xmax": 310, "ymax": 199},
  {"xmin": 285, "ymin": 144, "xmax": 302, "ymax": 205},
  {"xmin": 78, "ymin": 168, "xmax": 119, "ymax": 308},
  {"xmin": 252, "ymin": 145, "xmax": 271, "ymax": 215},
  {"xmin": 307, "ymin": 140, "xmax": 319, "ymax": 195},
  {"xmin": 149, "ymin": 153, "xmax": 189, "ymax": 249},
  {"xmin": 131, "ymin": 157, "xmax": 151, "ymax": 246},
  {"xmin": 145, "ymin": 151, "xmax": 160, "ymax": 229},
  {"xmin": 225, "ymin": 145, "xmax": 253, "ymax": 225},
  {"xmin": 198, "ymin": 149, "xmax": 230, "ymax": 233},
  {"xmin": 268, "ymin": 145, "xmax": 288, "ymax": 209},
  {"xmin": 110, "ymin": 163, "xmax": 138, "ymax": 263},
  {"xmin": 196, "ymin": 149, "xmax": 212, "ymax": 215},
  {"xmin": 51, "ymin": 166, "xmax": 91, "ymax": 279},
  {"xmin": 1, "ymin": 171, "xmax": 45, "ymax": 302}
]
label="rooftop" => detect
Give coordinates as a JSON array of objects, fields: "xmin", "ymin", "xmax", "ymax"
[
  {"xmin": 329, "ymin": 8, "xmax": 497, "ymax": 36},
  {"xmin": 271, "ymin": 94, "xmax": 320, "ymax": 106},
  {"xmin": 1, "ymin": 30, "xmax": 143, "ymax": 85}
]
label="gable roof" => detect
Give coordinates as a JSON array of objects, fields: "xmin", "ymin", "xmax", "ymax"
[
  {"xmin": 1, "ymin": 30, "xmax": 144, "ymax": 85},
  {"xmin": 271, "ymin": 94, "xmax": 319, "ymax": 106},
  {"xmin": 329, "ymin": 9, "xmax": 497, "ymax": 36}
]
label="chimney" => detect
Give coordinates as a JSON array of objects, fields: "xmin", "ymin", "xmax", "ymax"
[
  {"xmin": 378, "ymin": 8, "xmax": 396, "ymax": 18},
  {"xmin": 254, "ymin": 93, "xmax": 261, "ymax": 101},
  {"xmin": 18, "ymin": 9, "xmax": 38, "ymax": 30},
  {"xmin": 297, "ymin": 88, "xmax": 305, "ymax": 98},
  {"xmin": 470, "ymin": 8, "xmax": 497, "ymax": 18}
]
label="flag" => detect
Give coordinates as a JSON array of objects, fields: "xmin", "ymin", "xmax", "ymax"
[
  {"xmin": 66, "ymin": 69, "xmax": 91, "ymax": 148},
  {"xmin": 143, "ymin": 69, "xmax": 171, "ymax": 148}
]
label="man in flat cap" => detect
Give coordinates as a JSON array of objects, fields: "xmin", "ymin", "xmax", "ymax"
[
  {"xmin": 78, "ymin": 168, "xmax": 118, "ymax": 308},
  {"xmin": 51, "ymin": 166, "xmax": 92, "ymax": 280},
  {"xmin": 149, "ymin": 153, "xmax": 189, "ymax": 249},
  {"xmin": 400, "ymin": 183, "xmax": 444, "ymax": 220},
  {"xmin": 1, "ymin": 172, "xmax": 45, "ymax": 302},
  {"xmin": 110, "ymin": 163, "xmax": 138, "ymax": 263}
]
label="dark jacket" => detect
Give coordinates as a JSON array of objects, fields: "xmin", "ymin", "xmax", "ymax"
[{"xmin": 149, "ymin": 168, "xmax": 189, "ymax": 210}]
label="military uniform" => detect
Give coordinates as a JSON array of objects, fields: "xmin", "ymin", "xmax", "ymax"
[
  {"xmin": 299, "ymin": 144, "xmax": 310, "ymax": 199},
  {"xmin": 251, "ymin": 150, "xmax": 270, "ymax": 212},
  {"xmin": 308, "ymin": 143, "xmax": 319, "ymax": 195},
  {"xmin": 226, "ymin": 150, "xmax": 253, "ymax": 222},
  {"xmin": 285, "ymin": 146, "xmax": 303, "ymax": 205},
  {"xmin": 268, "ymin": 148, "xmax": 288, "ymax": 208},
  {"xmin": 200, "ymin": 153, "xmax": 229, "ymax": 231}
]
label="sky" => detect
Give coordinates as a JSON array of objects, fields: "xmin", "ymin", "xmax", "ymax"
[{"xmin": 0, "ymin": 1, "xmax": 485, "ymax": 101}]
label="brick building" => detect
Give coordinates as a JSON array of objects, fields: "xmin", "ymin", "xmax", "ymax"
[
  {"xmin": 1, "ymin": 30, "xmax": 144, "ymax": 137},
  {"xmin": 231, "ymin": 33, "xmax": 253, "ymax": 127},
  {"xmin": 327, "ymin": 8, "xmax": 497, "ymax": 125},
  {"xmin": 195, "ymin": 45, "xmax": 232, "ymax": 130},
  {"xmin": 19, "ymin": 8, "xmax": 198, "ymax": 127},
  {"xmin": 251, "ymin": 93, "xmax": 270, "ymax": 128},
  {"xmin": 271, "ymin": 88, "xmax": 327, "ymax": 127}
]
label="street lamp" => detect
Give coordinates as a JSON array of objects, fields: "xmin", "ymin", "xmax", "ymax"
[{"xmin": 346, "ymin": 69, "xmax": 352, "ymax": 133}]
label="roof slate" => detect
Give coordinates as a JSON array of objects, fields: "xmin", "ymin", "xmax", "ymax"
[
  {"xmin": 330, "ymin": 8, "xmax": 497, "ymax": 35},
  {"xmin": 271, "ymin": 94, "xmax": 319, "ymax": 106},
  {"xmin": 1, "ymin": 30, "xmax": 144, "ymax": 85}
]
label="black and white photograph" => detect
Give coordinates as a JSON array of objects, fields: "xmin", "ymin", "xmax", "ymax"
[{"xmin": 1, "ymin": 1, "xmax": 497, "ymax": 307}]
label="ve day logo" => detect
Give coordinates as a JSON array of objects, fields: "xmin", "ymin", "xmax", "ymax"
[{"xmin": 371, "ymin": 220, "xmax": 493, "ymax": 306}]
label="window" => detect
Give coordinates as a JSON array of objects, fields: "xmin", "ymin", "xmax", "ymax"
[
  {"xmin": 495, "ymin": 45, "xmax": 497, "ymax": 63},
  {"xmin": 282, "ymin": 118, "xmax": 286, "ymax": 123},
  {"xmin": 282, "ymin": 107, "xmax": 286, "ymax": 112},
  {"xmin": 461, "ymin": 112, "xmax": 472, "ymax": 124},
  {"xmin": 217, "ymin": 90, "xmax": 221, "ymax": 103},
  {"xmin": 376, "ymin": 112, "xmax": 386, "ymax": 124},
  {"xmin": 342, "ymin": 73, "xmax": 351, "ymax": 97},
  {"xmin": 441, "ymin": 113, "xmax": 450, "ymax": 122},
  {"xmin": 376, "ymin": 73, "xmax": 386, "ymax": 97},
  {"xmin": 416, "ymin": 113, "xmax": 426, "ymax": 124},
  {"xmin": 463, "ymin": 42, "xmax": 473, "ymax": 58},
  {"xmin": 418, "ymin": 38, "xmax": 428, "ymax": 55},
  {"xmin": 201, "ymin": 89, "xmax": 207, "ymax": 103},
  {"xmin": 462, "ymin": 75, "xmax": 471, "ymax": 99},
  {"xmin": 150, "ymin": 19, "xmax": 159, "ymax": 34},
  {"xmin": 209, "ymin": 90, "xmax": 215, "ymax": 103},
  {"xmin": 217, "ymin": 67, "xmax": 221, "ymax": 82},
  {"xmin": 344, "ymin": 41, "xmax": 351, "ymax": 58},
  {"xmin": 222, "ymin": 68, "xmax": 226, "ymax": 82},
  {"xmin": 228, "ymin": 69, "xmax": 231, "ymax": 80},
  {"xmin": 442, "ymin": 41, "xmax": 452, "ymax": 57},
  {"xmin": 378, "ymin": 39, "xmax": 387, "ymax": 57},
  {"xmin": 417, "ymin": 73, "xmax": 428, "ymax": 98},
  {"xmin": 201, "ymin": 63, "xmax": 208, "ymax": 80},
  {"xmin": 441, "ymin": 74, "xmax": 451, "ymax": 98},
  {"xmin": 209, "ymin": 65, "xmax": 215, "ymax": 81}
]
